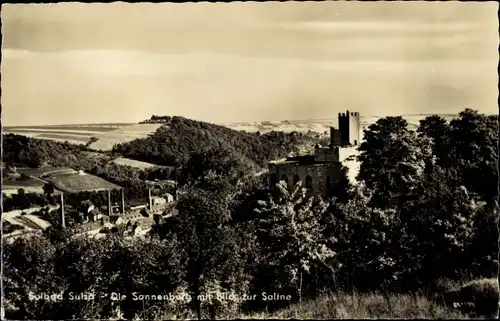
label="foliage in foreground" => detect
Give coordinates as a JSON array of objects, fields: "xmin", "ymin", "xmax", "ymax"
[{"xmin": 439, "ymin": 278, "xmax": 499, "ymax": 318}]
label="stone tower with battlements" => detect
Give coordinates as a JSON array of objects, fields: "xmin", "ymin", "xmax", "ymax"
[
  {"xmin": 338, "ymin": 110, "xmax": 360, "ymax": 146},
  {"xmin": 268, "ymin": 110, "xmax": 361, "ymax": 197}
]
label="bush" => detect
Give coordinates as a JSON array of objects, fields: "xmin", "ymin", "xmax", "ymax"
[
  {"xmin": 441, "ymin": 278, "xmax": 498, "ymax": 318},
  {"xmin": 459, "ymin": 278, "xmax": 499, "ymax": 302}
]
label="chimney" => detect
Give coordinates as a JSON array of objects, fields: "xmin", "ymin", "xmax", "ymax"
[
  {"xmin": 330, "ymin": 127, "xmax": 335, "ymax": 147},
  {"xmin": 60, "ymin": 192, "xmax": 66, "ymax": 228},
  {"xmin": 148, "ymin": 188, "xmax": 153, "ymax": 211},
  {"xmin": 108, "ymin": 190, "xmax": 112, "ymax": 216},
  {"xmin": 121, "ymin": 189, "xmax": 125, "ymax": 214}
]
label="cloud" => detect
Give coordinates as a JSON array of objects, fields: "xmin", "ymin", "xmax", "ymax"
[
  {"xmin": 2, "ymin": 49, "xmax": 497, "ymax": 126},
  {"xmin": 267, "ymin": 20, "xmax": 487, "ymax": 33},
  {"xmin": 1, "ymin": 2, "xmax": 497, "ymax": 125}
]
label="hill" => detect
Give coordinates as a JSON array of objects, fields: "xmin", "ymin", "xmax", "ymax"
[{"xmin": 112, "ymin": 116, "xmax": 318, "ymax": 170}]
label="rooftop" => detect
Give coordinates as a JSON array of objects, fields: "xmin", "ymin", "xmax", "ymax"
[
  {"xmin": 270, "ymin": 155, "xmax": 318, "ymax": 165},
  {"xmin": 17, "ymin": 166, "xmax": 76, "ymax": 178},
  {"xmin": 80, "ymin": 200, "xmax": 94, "ymax": 207},
  {"xmin": 270, "ymin": 145, "xmax": 359, "ymax": 166},
  {"xmin": 44, "ymin": 172, "xmax": 122, "ymax": 193},
  {"xmin": 74, "ymin": 222, "xmax": 105, "ymax": 233}
]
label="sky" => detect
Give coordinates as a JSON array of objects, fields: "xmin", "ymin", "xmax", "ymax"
[{"xmin": 1, "ymin": 2, "xmax": 499, "ymax": 126}]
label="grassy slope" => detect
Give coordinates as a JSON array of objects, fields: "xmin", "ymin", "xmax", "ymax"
[
  {"xmin": 242, "ymin": 293, "xmax": 469, "ymax": 319},
  {"xmin": 240, "ymin": 278, "xmax": 499, "ymax": 319},
  {"xmin": 88, "ymin": 123, "xmax": 165, "ymax": 151}
]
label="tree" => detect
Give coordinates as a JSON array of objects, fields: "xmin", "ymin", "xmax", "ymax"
[
  {"xmin": 3, "ymin": 236, "xmax": 64, "ymax": 320},
  {"xmin": 418, "ymin": 110, "xmax": 498, "ymax": 207},
  {"xmin": 43, "ymin": 226, "xmax": 72, "ymax": 245},
  {"xmin": 447, "ymin": 109, "xmax": 498, "ymax": 206},
  {"xmin": 397, "ymin": 165, "xmax": 478, "ymax": 289},
  {"xmin": 163, "ymin": 147, "xmax": 250, "ymax": 319},
  {"xmin": 327, "ymin": 185, "xmax": 401, "ymax": 293},
  {"xmin": 357, "ymin": 116, "xmax": 431, "ymax": 210},
  {"xmin": 103, "ymin": 237, "xmax": 187, "ymax": 320},
  {"xmin": 43, "ymin": 183, "xmax": 55, "ymax": 197},
  {"xmin": 177, "ymin": 146, "xmax": 245, "ymax": 189},
  {"xmin": 327, "ymin": 164, "xmax": 353, "ymax": 204},
  {"xmin": 171, "ymin": 184, "xmax": 248, "ymax": 320},
  {"xmin": 417, "ymin": 115, "xmax": 452, "ymax": 167},
  {"xmin": 4, "ymin": 163, "xmax": 17, "ymax": 176},
  {"xmin": 254, "ymin": 181, "xmax": 335, "ymax": 305}
]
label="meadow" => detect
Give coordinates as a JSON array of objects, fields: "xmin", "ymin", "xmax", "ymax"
[
  {"xmin": 3, "ymin": 123, "xmax": 166, "ymax": 168},
  {"xmin": 87, "ymin": 123, "xmax": 164, "ymax": 151},
  {"xmin": 111, "ymin": 156, "xmax": 168, "ymax": 169},
  {"xmin": 3, "ymin": 124, "xmax": 130, "ymax": 145}
]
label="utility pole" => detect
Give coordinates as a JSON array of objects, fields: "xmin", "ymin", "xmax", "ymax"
[
  {"xmin": 60, "ymin": 192, "xmax": 65, "ymax": 228},
  {"xmin": 148, "ymin": 188, "xmax": 153, "ymax": 212},
  {"xmin": 121, "ymin": 189, "xmax": 125, "ymax": 214},
  {"xmin": 108, "ymin": 190, "xmax": 112, "ymax": 216}
]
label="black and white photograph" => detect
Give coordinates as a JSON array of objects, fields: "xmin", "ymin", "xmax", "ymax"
[{"xmin": 1, "ymin": 1, "xmax": 499, "ymax": 319}]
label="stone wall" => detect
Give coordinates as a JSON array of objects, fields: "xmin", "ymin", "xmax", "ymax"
[
  {"xmin": 269, "ymin": 162, "xmax": 343, "ymax": 196},
  {"xmin": 314, "ymin": 146, "xmax": 340, "ymax": 162}
]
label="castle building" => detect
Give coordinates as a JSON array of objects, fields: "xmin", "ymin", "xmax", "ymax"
[{"xmin": 268, "ymin": 110, "xmax": 361, "ymax": 196}]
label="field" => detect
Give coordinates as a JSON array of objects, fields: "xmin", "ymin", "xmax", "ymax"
[
  {"xmin": 3, "ymin": 123, "xmax": 134, "ymax": 145},
  {"xmin": 44, "ymin": 172, "xmax": 123, "ymax": 193},
  {"xmin": 2, "ymin": 175, "xmax": 51, "ymax": 196},
  {"xmin": 219, "ymin": 114, "xmax": 464, "ymax": 135},
  {"xmin": 87, "ymin": 123, "xmax": 164, "ymax": 151},
  {"xmin": 16, "ymin": 166, "xmax": 76, "ymax": 178},
  {"xmin": 111, "ymin": 157, "xmax": 167, "ymax": 169}
]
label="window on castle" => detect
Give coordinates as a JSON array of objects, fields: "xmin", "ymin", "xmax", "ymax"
[
  {"xmin": 281, "ymin": 174, "xmax": 289, "ymax": 186},
  {"xmin": 354, "ymin": 140, "xmax": 357, "ymax": 145},
  {"xmin": 305, "ymin": 175, "xmax": 313, "ymax": 189},
  {"xmin": 293, "ymin": 175, "xmax": 300, "ymax": 186}
]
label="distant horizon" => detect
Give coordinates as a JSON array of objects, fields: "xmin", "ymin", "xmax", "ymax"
[{"xmin": 3, "ymin": 110, "xmax": 498, "ymax": 128}]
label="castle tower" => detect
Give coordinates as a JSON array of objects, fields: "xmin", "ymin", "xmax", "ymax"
[
  {"xmin": 329, "ymin": 127, "xmax": 342, "ymax": 147},
  {"xmin": 338, "ymin": 110, "xmax": 360, "ymax": 146}
]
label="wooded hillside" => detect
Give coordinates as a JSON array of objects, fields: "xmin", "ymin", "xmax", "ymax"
[{"xmin": 112, "ymin": 116, "xmax": 316, "ymax": 169}]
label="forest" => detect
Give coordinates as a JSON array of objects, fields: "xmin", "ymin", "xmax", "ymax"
[
  {"xmin": 112, "ymin": 115, "xmax": 316, "ymax": 168},
  {"xmin": 2, "ymin": 109, "xmax": 499, "ymax": 319}
]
